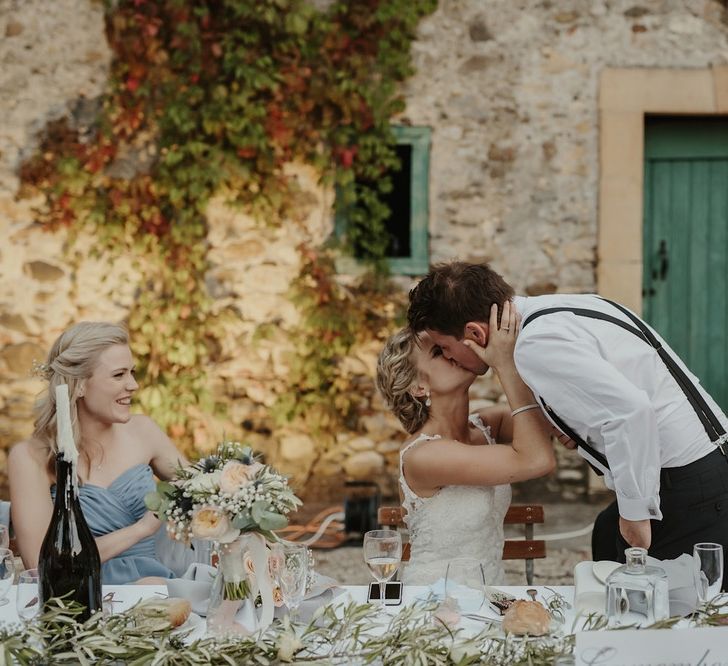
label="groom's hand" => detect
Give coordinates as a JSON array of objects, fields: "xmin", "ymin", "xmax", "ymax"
[{"xmin": 618, "ymin": 517, "xmax": 651, "ymax": 549}]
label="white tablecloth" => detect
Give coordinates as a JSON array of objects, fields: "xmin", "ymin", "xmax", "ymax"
[{"xmin": 0, "ymin": 584, "xmax": 572, "ymax": 625}]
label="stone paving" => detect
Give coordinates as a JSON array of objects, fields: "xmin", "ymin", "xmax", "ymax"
[{"xmin": 310, "ymin": 500, "xmax": 610, "ymax": 587}]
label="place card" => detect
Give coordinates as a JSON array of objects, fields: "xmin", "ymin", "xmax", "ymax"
[{"xmin": 575, "ymin": 627, "xmax": 728, "ymax": 665}]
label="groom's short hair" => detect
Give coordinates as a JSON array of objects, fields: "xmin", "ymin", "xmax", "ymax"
[{"xmin": 407, "ymin": 261, "xmax": 514, "ymax": 337}]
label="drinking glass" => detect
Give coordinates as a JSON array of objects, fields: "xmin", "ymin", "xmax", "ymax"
[
  {"xmin": 363, "ymin": 529, "xmax": 402, "ymax": 609},
  {"xmin": 0, "ymin": 548, "xmax": 15, "ymax": 607},
  {"xmin": 16, "ymin": 569, "xmax": 40, "ymax": 623},
  {"xmin": 278, "ymin": 542, "xmax": 309, "ymax": 623},
  {"xmin": 693, "ymin": 542, "xmax": 724, "ymax": 603},
  {"xmin": 444, "ymin": 558, "xmax": 486, "ymax": 613},
  {"xmin": 0, "ymin": 525, "xmax": 9, "ymax": 550}
]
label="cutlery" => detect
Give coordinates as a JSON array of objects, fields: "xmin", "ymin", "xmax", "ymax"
[{"xmin": 461, "ymin": 612, "xmax": 502, "ymax": 623}]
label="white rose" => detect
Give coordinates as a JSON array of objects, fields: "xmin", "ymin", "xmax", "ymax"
[{"xmin": 186, "ymin": 470, "xmax": 221, "ymax": 493}]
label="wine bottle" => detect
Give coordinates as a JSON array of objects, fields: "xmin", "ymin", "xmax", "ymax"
[
  {"xmin": 38, "ymin": 384, "xmax": 102, "ymax": 622},
  {"xmin": 38, "ymin": 453, "xmax": 102, "ymax": 622}
]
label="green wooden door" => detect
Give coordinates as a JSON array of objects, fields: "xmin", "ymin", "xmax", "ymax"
[{"xmin": 643, "ymin": 117, "xmax": 728, "ymax": 411}]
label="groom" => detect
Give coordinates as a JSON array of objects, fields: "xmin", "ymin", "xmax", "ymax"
[{"xmin": 407, "ymin": 261, "xmax": 728, "ymax": 581}]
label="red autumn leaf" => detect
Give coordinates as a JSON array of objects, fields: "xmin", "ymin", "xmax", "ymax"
[
  {"xmin": 126, "ymin": 77, "xmax": 140, "ymax": 92},
  {"xmin": 237, "ymin": 147, "xmax": 256, "ymax": 159},
  {"xmin": 58, "ymin": 192, "xmax": 71, "ymax": 210}
]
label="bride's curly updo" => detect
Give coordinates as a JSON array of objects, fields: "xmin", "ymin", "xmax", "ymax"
[{"xmin": 376, "ymin": 328, "xmax": 428, "ymax": 434}]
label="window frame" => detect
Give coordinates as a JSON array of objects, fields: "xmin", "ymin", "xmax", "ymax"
[{"xmin": 334, "ymin": 125, "xmax": 431, "ymax": 275}]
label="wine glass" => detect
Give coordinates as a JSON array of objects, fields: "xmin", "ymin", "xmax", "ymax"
[
  {"xmin": 363, "ymin": 529, "xmax": 402, "ymax": 610},
  {"xmin": 693, "ymin": 542, "xmax": 724, "ymax": 603},
  {"xmin": 278, "ymin": 542, "xmax": 309, "ymax": 624},
  {"xmin": 444, "ymin": 558, "xmax": 486, "ymax": 614},
  {"xmin": 0, "ymin": 548, "xmax": 15, "ymax": 607},
  {"xmin": 16, "ymin": 569, "xmax": 40, "ymax": 623}
]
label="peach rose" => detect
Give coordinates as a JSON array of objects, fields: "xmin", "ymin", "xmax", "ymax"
[
  {"xmin": 272, "ymin": 586, "xmax": 284, "ymax": 608},
  {"xmin": 219, "ymin": 461, "xmax": 263, "ymax": 494},
  {"xmin": 244, "ymin": 553, "xmax": 256, "ymax": 576},
  {"xmin": 268, "ymin": 545, "xmax": 285, "ymax": 577},
  {"xmin": 190, "ymin": 506, "xmax": 238, "ymax": 543}
]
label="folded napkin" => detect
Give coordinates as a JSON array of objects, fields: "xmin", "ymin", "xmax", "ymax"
[
  {"xmin": 275, "ymin": 573, "xmax": 345, "ymax": 622},
  {"xmin": 647, "ymin": 554, "xmax": 699, "ymax": 617},
  {"xmin": 574, "ymin": 561, "xmax": 608, "ymax": 616},
  {"xmin": 166, "ymin": 563, "xmax": 217, "ymax": 616}
]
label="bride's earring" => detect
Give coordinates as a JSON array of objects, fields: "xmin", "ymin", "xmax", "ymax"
[{"xmin": 425, "ymin": 392, "xmax": 431, "ymax": 407}]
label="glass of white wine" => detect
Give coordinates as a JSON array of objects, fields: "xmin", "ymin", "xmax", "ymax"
[{"xmin": 363, "ymin": 529, "xmax": 402, "ymax": 610}]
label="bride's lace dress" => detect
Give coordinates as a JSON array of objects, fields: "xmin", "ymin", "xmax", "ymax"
[{"xmin": 399, "ymin": 415, "xmax": 511, "ymax": 585}]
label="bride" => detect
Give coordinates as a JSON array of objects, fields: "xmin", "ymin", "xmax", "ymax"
[{"xmin": 376, "ymin": 301, "xmax": 555, "ymax": 584}]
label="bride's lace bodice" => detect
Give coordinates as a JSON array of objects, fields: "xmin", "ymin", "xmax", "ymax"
[{"xmin": 399, "ymin": 415, "xmax": 511, "ymax": 585}]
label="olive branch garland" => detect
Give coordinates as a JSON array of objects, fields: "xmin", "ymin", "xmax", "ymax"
[{"xmin": 1, "ymin": 595, "xmax": 726, "ymax": 665}]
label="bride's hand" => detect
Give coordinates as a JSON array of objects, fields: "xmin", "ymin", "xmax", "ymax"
[{"xmin": 464, "ymin": 301, "xmax": 519, "ymax": 372}]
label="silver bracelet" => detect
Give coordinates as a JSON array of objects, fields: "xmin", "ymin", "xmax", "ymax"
[{"xmin": 511, "ymin": 403, "xmax": 540, "ymax": 417}]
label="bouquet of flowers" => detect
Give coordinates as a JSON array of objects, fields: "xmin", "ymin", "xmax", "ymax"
[
  {"xmin": 145, "ymin": 440, "xmax": 302, "ymax": 545},
  {"xmin": 146, "ymin": 440, "xmax": 302, "ymax": 632}
]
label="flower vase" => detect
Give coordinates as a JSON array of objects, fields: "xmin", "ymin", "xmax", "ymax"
[{"xmin": 206, "ymin": 533, "xmax": 275, "ymax": 636}]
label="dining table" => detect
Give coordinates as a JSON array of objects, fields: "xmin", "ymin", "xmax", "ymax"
[{"xmin": 1, "ymin": 582, "xmax": 726, "ymax": 665}]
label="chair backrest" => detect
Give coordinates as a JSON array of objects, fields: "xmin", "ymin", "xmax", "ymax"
[{"xmin": 377, "ymin": 503, "xmax": 546, "ymax": 586}]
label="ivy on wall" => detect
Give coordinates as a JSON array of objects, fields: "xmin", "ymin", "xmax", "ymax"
[{"xmin": 20, "ymin": 0, "xmax": 435, "ymax": 454}]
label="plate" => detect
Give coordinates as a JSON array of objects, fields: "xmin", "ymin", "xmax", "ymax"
[{"xmin": 592, "ymin": 561, "xmax": 620, "ymax": 584}]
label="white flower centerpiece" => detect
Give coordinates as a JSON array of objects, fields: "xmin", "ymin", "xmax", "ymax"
[{"xmin": 145, "ymin": 440, "xmax": 302, "ymax": 634}]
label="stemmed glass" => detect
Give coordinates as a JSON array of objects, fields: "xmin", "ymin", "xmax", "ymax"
[
  {"xmin": 0, "ymin": 548, "xmax": 15, "ymax": 607},
  {"xmin": 444, "ymin": 558, "xmax": 487, "ymax": 613},
  {"xmin": 278, "ymin": 542, "xmax": 309, "ymax": 624},
  {"xmin": 693, "ymin": 542, "xmax": 724, "ymax": 603},
  {"xmin": 363, "ymin": 530, "xmax": 402, "ymax": 609},
  {"xmin": 16, "ymin": 569, "xmax": 40, "ymax": 623}
]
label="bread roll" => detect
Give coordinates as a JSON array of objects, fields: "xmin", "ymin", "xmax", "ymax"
[
  {"xmin": 135, "ymin": 597, "xmax": 192, "ymax": 629},
  {"xmin": 502, "ymin": 600, "xmax": 551, "ymax": 636}
]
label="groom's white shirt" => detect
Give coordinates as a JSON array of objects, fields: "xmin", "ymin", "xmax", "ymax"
[{"xmin": 512, "ymin": 294, "xmax": 724, "ymax": 522}]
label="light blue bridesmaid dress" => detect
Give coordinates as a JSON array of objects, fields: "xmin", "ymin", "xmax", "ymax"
[{"xmin": 51, "ymin": 463, "xmax": 175, "ymax": 585}]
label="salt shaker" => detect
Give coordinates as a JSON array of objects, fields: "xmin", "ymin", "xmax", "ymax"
[{"xmin": 605, "ymin": 547, "xmax": 669, "ymax": 626}]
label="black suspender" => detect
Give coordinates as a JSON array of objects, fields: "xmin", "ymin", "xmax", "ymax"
[{"xmin": 521, "ymin": 298, "xmax": 728, "ymax": 473}]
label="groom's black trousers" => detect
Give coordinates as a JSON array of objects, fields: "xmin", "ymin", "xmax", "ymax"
[{"xmin": 591, "ymin": 448, "xmax": 728, "ymax": 591}]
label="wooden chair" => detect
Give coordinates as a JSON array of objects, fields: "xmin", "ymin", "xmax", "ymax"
[{"xmin": 377, "ymin": 504, "xmax": 546, "ymax": 586}]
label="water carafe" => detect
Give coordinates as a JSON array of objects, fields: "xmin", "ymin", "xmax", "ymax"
[{"xmin": 605, "ymin": 547, "xmax": 669, "ymax": 626}]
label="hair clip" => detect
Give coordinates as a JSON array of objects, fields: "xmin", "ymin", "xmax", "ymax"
[{"xmin": 31, "ymin": 360, "xmax": 52, "ymax": 380}]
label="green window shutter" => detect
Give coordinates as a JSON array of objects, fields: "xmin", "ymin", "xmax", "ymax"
[{"xmin": 335, "ymin": 125, "xmax": 431, "ymax": 275}]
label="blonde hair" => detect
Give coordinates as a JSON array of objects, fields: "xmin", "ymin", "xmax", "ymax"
[
  {"xmin": 33, "ymin": 321, "xmax": 129, "ymax": 471},
  {"xmin": 376, "ymin": 328, "xmax": 428, "ymax": 434}
]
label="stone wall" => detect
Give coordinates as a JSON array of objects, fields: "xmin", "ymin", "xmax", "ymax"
[{"xmin": 2, "ymin": 0, "xmax": 728, "ymax": 503}]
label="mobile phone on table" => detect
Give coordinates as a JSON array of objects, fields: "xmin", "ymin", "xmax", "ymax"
[{"xmin": 367, "ymin": 581, "xmax": 403, "ymax": 606}]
